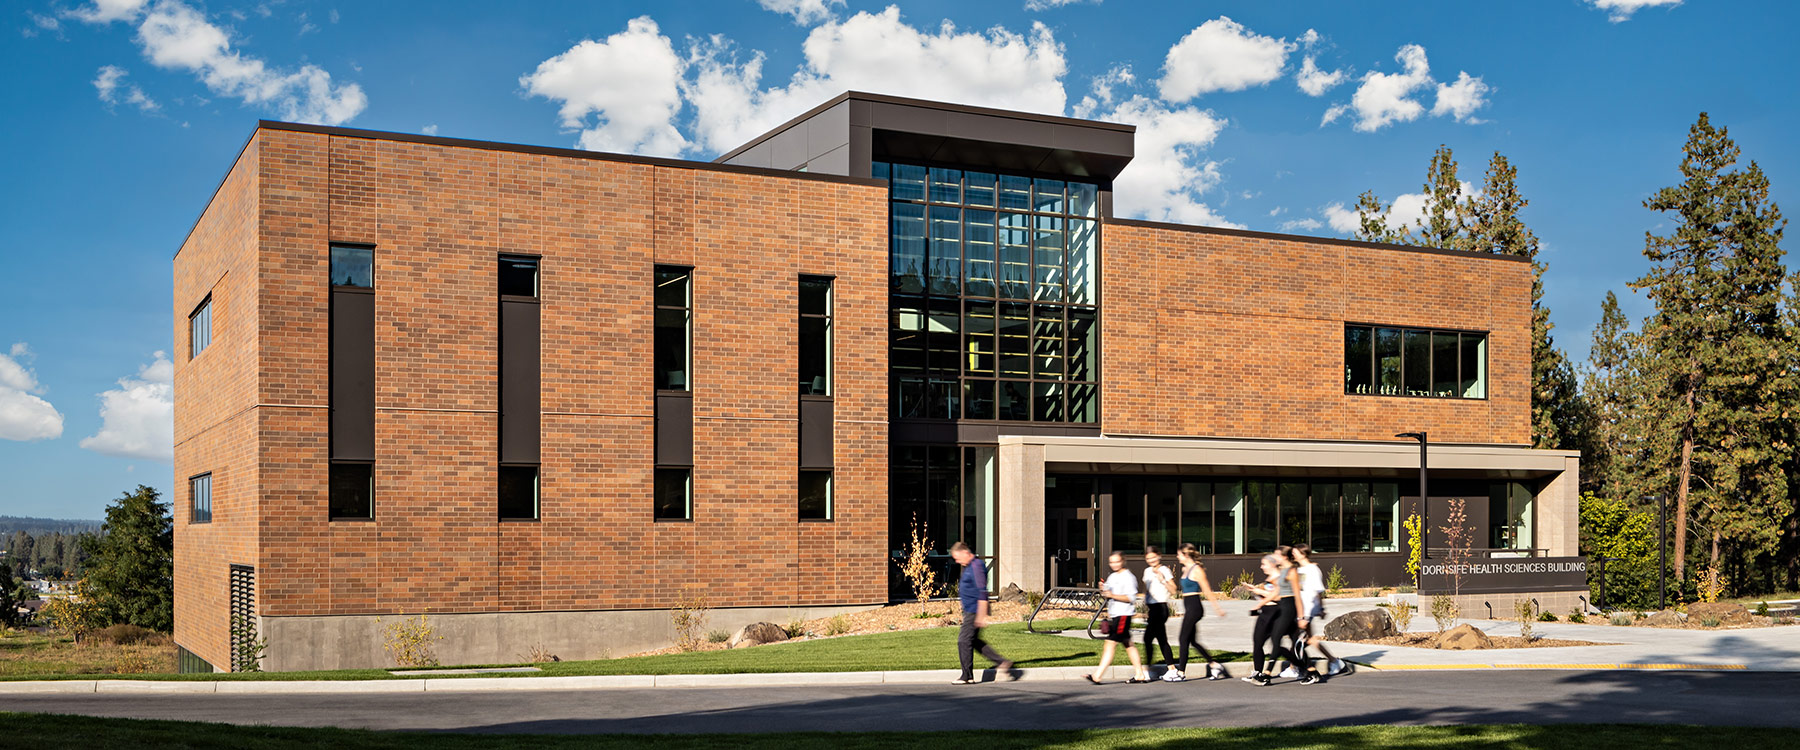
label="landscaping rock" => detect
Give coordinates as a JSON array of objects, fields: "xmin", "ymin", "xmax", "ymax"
[
  {"xmin": 1435, "ymin": 623, "xmax": 1493, "ymax": 650},
  {"xmin": 728, "ymin": 622, "xmax": 789, "ymax": 649},
  {"xmin": 1230, "ymin": 583, "xmax": 1261, "ymax": 599},
  {"xmin": 1641, "ymin": 609, "xmax": 1685, "ymax": 627},
  {"xmin": 997, "ymin": 583, "xmax": 1028, "ymax": 605},
  {"xmin": 1324, "ymin": 609, "xmax": 1397, "ymax": 640},
  {"xmin": 1686, "ymin": 602, "xmax": 1752, "ymax": 626}
]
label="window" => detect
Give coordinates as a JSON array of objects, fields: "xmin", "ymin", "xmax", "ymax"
[
  {"xmin": 190, "ymin": 473, "xmax": 212, "ymax": 524},
  {"xmin": 329, "ymin": 462, "xmax": 373, "ymax": 519},
  {"xmin": 655, "ymin": 468, "xmax": 691, "ymax": 521},
  {"xmin": 799, "ymin": 470, "xmax": 832, "ymax": 520},
  {"xmin": 498, "ymin": 466, "xmax": 539, "ymax": 520},
  {"xmin": 876, "ymin": 161, "xmax": 1101, "ymax": 424},
  {"xmin": 655, "ymin": 267, "xmax": 692, "ymax": 391},
  {"xmin": 331, "ymin": 245, "xmax": 374, "ymax": 288},
  {"xmin": 799, "ymin": 276, "xmax": 832, "ymax": 395},
  {"xmin": 500, "ymin": 255, "xmax": 539, "ymax": 298},
  {"xmin": 1345, "ymin": 325, "xmax": 1488, "ymax": 399},
  {"xmin": 189, "ymin": 296, "xmax": 212, "ymax": 359}
]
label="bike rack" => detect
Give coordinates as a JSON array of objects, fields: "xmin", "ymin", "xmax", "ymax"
[{"xmin": 1025, "ymin": 587, "xmax": 1106, "ymax": 638}]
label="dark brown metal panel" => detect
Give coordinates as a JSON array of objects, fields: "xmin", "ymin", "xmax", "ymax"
[
  {"xmin": 807, "ymin": 146, "xmax": 850, "ymax": 176},
  {"xmin": 943, "ymin": 111, "xmax": 1056, "ymax": 149},
  {"xmin": 848, "ymin": 125, "xmax": 873, "ymax": 178},
  {"xmin": 869, "ymin": 101, "xmax": 950, "ymax": 135},
  {"xmin": 656, "ymin": 392, "xmax": 693, "ymax": 466},
  {"xmin": 800, "ymin": 397, "xmax": 834, "ymax": 469},
  {"xmin": 848, "ymin": 97, "xmax": 871, "ymax": 127},
  {"xmin": 330, "ymin": 289, "xmax": 374, "ymax": 461},
  {"xmin": 499, "ymin": 299, "xmax": 540, "ymax": 465}
]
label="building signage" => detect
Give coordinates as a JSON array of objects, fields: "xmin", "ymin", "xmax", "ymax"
[{"xmin": 1417, "ymin": 556, "xmax": 1588, "ymax": 595}]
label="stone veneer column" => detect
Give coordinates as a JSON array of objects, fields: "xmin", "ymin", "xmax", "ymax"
[
  {"xmin": 997, "ymin": 440, "xmax": 1046, "ymax": 592},
  {"xmin": 1537, "ymin": 456, "xmax": 1582, "ymax": 557}
]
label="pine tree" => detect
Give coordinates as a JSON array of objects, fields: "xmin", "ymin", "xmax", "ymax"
[
  {"xmin": 1418, "ymin": 145, "xmax": 1471, "ymax": 251},
  {"xmin": 80, "ymin": 485, "xmax": 174, "ymax": 631},
  {"xmin": 1584, "ymin": 292, "xmax": 1644, "ymax": 497},
  {"xmin": 1352, "ymin": 190, "xmax": 1399, "ymax": 243},
  {"xmin": 1629, "ymin": 113, "xmax": 1796, "ymax": 584}
]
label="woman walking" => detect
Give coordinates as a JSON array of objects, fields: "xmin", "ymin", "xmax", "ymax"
[
  {"xmin": 1140, "ymin": 546, "xmax": 1177, "ymax": 667},
  {"xmin": 1242, "ymin": 551, "xmax": 1319, "ymax": 686},
  {"xmin": 1162, "ymin": 542, "xmax": 1228, "ymax": 682},
  {"xmin": 1291, "ymin": 543, "xmax": 1345, "ymax": 677},
  {"xmin": 1088, "ymin": 551, "xmax": 1150, "ymax": 685}
]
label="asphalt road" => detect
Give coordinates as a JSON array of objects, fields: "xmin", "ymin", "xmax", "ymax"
[{"xmin": 12, "ymin": 671, "xmax": 1798, "ymax": 734}]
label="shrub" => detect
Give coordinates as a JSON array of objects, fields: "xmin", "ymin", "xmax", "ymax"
[
  {"xmin": 1697, "ymin": 567, "xmax": 1726, "ymax": 604},
  {"xmin": 1580, "ymin": 493, "xmax": 1668, "ymax": 611},
  {"xmin": 1403, "ymin": 514, "xmax": 1424, "ymax": 586},
  {"xmin": 229, "ymin": 615, "xmax": 266, "ymax": 672},
  {"xmin": 1610, "ymin": 614, "xmax": 1633, "ymax": 627},
  {"xmin": 1391, "ymin": 601, "xmax": 1415, "ymax": 634},
  {"xmin": 1396, "ymin": 584, "xmax": 1417, "ymax": 594},
  {"xmin": 1699, "ymin": 616, "xmax": 1721, "ymax": 628},
  {"xmin": 1538, "ymin": 610, "xmax": 1559, "ymax": 622},
  {"xmin": 894, "ymin": 515, "xmax": 939, "ymax": 607},
  {"xmin": 785, "ymin": 618, "xmax": 808, "ymax": 639},
  {"xmin": 1024, "ymin": 590, "xmax": 1045, "ymax": 609},
  {"xmin": 670, "ymin": 586, "xmax": 711, "ymax": 653},
  {"xmin": 93, "ymin": 623, "xmax": 158, "ymax": 646},
  {"xmin": 113, "ymin": 651, "xmax": 156, "ymax": 674},
  {"xmin": 705, "ymin": 630, "xmax": 731, "ymax": 644},
  {"xmin": 825, "ymin": 614, "xmax": 851, "ymax": 636},
  {"xmin": 1775, "ymin": 615, "xmax": 1794, "ymax": 626},
  {"xmin": 518, "ymin": 643, "xmax": 559, "ymax": 663},
  {"xmin": 1567, "ymin": 607, "xmax": 1586, "ymax": 624},
  {"xmin": 1514, "ymin": 599, "xmax": 1537, "ymax": 640},
  {"xmin": 1326, "ymin": 566, "xmax": 1347, "ymax": 595},
  {"xmin": 1754, "ymin": 601, "xmax": 1771, "ymax": 617},
  {"xmin": 1430, "ymin": 595, "xmax": 1458, "ymax": 633},
  {"xmin": 379, "ymin": 612, "xmax": 443, "ymax": 668}
]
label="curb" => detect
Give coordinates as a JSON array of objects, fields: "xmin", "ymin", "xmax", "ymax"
[{"xmin": 0, "ymin": 662, "xmax": 1755, "ymax": 694}]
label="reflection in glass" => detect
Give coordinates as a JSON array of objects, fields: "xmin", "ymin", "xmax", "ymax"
[
  {"xmin": 654, "ymin": 468, "xmax": 691, "ymax": 521},
  {"xmin": 1371, "ymin": 482, "xmax": 1400, "ymax": 552},
  {"xmin": 1067, "ymin": 382, "xmax": 1097, "ymax": 423},
  {"xmin": 1215, "ymin": 481, "xmax": 1244, "ymax": 554},
  {"xmin": 799, "ymin": 470, "xmax": 832, "ymax": 520},
  {"xmin": 1345, "ymin": 326, "xmax": 1372, "ymax": 394},
  {"xmin": 963, "ymin": 210, "xmax": 996, "ymax": 297},
  {"xmin": 331, "ymin": 245, "xmax": 374, "ymax": 288},
  {"xmin": 1432, "ymin": 331, "xmax": 1459, "ymax": 397},
  {"xmin": 964, "ymin": 171, "xmax": 996, "ymax": 208},
  {"xmin": 1180, "ymin": 482, "xmax": 1211, "ymax": 554},
  {"xmin": 1148, "ymin": 480, "xmax": 1179, "ymax": 553},
  {"xmin": 963, "ymin": 379, "xmax": 995, "ymax": 419},
  {"xmin": 1112, "ymin": 479, "xmax": 1145, "ymax": 553},
  {"xmin": 1068, "ymin": 307, "xmax": 1097, "ymax": 381},
  {"xmin": 892, "ymin": 163, "xmax": 926, "ymax": 202},
  {"xmin": 1034, "ymin": 215, "xmax": 1064, "ymax": 302},
  {"xmin": 1404, "ymin": 330, "xmax": 1431, "ymax": 396},
  {"xmin": 498, "ymin": 255, "xmax": 537, "ymax": 297},
  {"xmin": 928, "ymin": 206, "xmax": 961, "ymax": 295},
  {"xmin": 1032, "ymin": 381, "xmax": 1063, "ymax": 422},
  {"xmin": 1244, "ymin": 482, "xmax": 1277, "ymax": 554},
  {"xmin": 998, "ymin": 380, "xmax": 1031, "ymax": 421},
  {"xmin": 1279, "ymin": 483, "xmax": 1309, "ymax": 548},
  {"xmin": 1069, "ymin": 182, "xmax": 1098, "ymax": 218},
  {"xmin": 1311, "ymin": 483, "xmax": 1341, "ymax": 553},
  {"xmin": 998, "ymin": 212, "xmax": 1032, "ymax": 299},
  {"xmin": 1033, "ymin": 304, "xmax": 1064, "ymax": 378},
  {"xmin": 1067, "ymin": 219, "xmax": 1095, "ymax": 304},
  {"xmin": 1342, "ymin": 483, "xmax": 1371, "ymax": 552},
  {"xmin": 1461, "ymin": 333, "xmax": 1487, "ymax": 398},
  {"xmin": 998, "ymin": 303, "xmax": 1031, "ymax": 377},
  {"xmin": 1033, "ymin": 178, "xmax": 1065, "ymax": 213},
  {"xmin": 999, "ymin": 174, "xmax": 1032, "ymax": 211},
  {"xmin": 498, "ymin": 465, "xmax": 539, "ymax": 519},
  {"xmin": 929, "ymin": 167, "xmax": 961, "ymax": 204},
  {"xmin": 799, "ymin": 277, "xmax": 831, "ymax": 395},
  {"xmin": 1376, "ymin": 327, "xmax": 1402, "ymax": 395},
  {"xmin": 963, "ymin": 300, "xmax": 995, "ymax": 376},
  {"xmin": 891, "ymin": 203, "xmax": 926, "ymax": 294}
]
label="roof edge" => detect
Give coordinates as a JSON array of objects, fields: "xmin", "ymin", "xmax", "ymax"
[
  {"xmin": 713, "ymin": 90, "xmax": 1138, "ymax": 165},
  {"xmin": 1104, "ymin": 217, "xmax": 1533, "ymax": 264}
]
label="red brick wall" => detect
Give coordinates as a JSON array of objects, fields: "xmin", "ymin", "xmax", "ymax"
[
  {"xmin": 1100, "ymin": 222, "xmax": 1531, "ymax": 445},
  {"xmin": 172, "ymin": 137, "xmax": 263, "ymax": 671},
  {"xmin": 235, "ymin": 129, "xmax": 889, "ymax": 621}
]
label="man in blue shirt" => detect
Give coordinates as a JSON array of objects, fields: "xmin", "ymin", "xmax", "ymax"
[{"xmin": 950, "ymin": 541, "xmax": 1016, "ymax": 684}]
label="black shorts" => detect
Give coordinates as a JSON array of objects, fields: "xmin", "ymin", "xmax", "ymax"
[{"xmin": 1105, "ymin": 615, "xmax": 1133, "ymax": 643}]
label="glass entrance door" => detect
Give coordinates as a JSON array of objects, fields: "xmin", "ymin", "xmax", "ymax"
[{"xmin": 1046, "ymin": 506, "xmax": 1095, "ymax": 588}]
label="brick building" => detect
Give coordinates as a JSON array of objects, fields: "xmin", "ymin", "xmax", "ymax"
[{"xmin": 173, "ymin": 92, "xmax": 1582, "ymax": 672}]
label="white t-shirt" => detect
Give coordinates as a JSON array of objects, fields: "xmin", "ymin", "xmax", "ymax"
[
  {"xmin": 1298, "ymin": 562, "xmax": 1325, "ymax": 613},
  {"xmin": 1143, "ymin": 564, "xmax": 1174, "ymax": 604},
  {"xmin": 1102, "ymin": 569, "xmax": 1139, "ymax": 617}
]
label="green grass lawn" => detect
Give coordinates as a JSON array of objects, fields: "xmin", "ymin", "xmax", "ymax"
[
  {"xmin": 3, "ymin": 715, "xmax": 1791, "ymax": 750},
  {"xmin": 1, "ymin": 620, "xmax": 1246, "ymax": 682}
]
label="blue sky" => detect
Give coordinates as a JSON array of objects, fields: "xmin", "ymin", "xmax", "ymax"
[{"xmin": 1, "ymin": 0, "xmax": 1794, "ymax": 520}]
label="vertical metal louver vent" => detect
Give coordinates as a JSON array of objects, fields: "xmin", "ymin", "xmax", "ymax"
[{"xmin": 228, "ymin": 564, "xmax": 257, "ymax": 672}]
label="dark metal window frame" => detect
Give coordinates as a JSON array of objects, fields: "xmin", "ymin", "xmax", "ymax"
[
  {"xmin": 498, "ymin": 253, "xmax": 543, "ymax": 521},
  {"xmin": 1343, "ymin": 323, "xmax": 1490, "ymax": 401},
  {"xmin": 799, "ymin": 274, "xmax": 835, "ymax": 397},
  {"xmin": 877, "ymin": 161, "xmax": 1102, "ymax": 425},
  {"xmin": 329, "ymin": 243, "xmax": 377, "ymax": 290},
  {"xmin": 498, "ymin": 253, "xmax": 542, "ymax": 302},
  {"xmin": 654, "ymin": 265, "xmax": 694, "ymax": 394},
  {"xmin": 188, "ymin": 294, "xmax": 213, "ymax": 360},
  {"xmin": 799, "ymin": 469, "xmax": 834, "ymax": 522},
  {"xmin": 498, "ymin": 463, "xmax": 541, "ymax": 522},
  {"xmin": 653, "ymin": 466, "xmax": 693, "ymax": 522},
  {"xmin": 189, "ymin": 472, "xmax": 213, "ymax": 524},
  {"xmin": 328, "ymin": 460, "xmax": 376, "ymax": 521}
]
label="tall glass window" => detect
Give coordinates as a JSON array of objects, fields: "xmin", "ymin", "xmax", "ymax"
[
  {"xmin": 655, "ymin": 468, "xmax": 691, "ymax": 521},
  {"xmin": 877, "ymin": 162, "xmax": 1101, "ymax": 423},
  {"xmin": 189, "ymin": 296, "xmax": 212, "ymax": 359},
  {"xmin": 655, "ymin": 267, "xmax": 692, "ymax": 391},
  {"xmin": 800, "ymin": 276, "xmax": 833, "ymax": 395},
  {"xmin": 799, "ymin": 470, "xmax": 832, "ymax": 521},
  {"xmin": 1347, "ymin": 324, "xmax": 1487, "ymax": 400},
  {"xmin": 190, "ymin": 473, "xmax": 212, "ymax": 524}
]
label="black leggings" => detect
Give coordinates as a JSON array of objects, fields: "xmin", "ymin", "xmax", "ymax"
[
  {"xmin": 1252, "ymin": 598, "xmax": 1306, "ymax": 675},
  {"xmin": 1143, "ymin": 602, "xmax": 1174, "ymax": 662},
  {"xmin": 1175, "ymin": 597, "xmax": 1213, "ymax": 671}
]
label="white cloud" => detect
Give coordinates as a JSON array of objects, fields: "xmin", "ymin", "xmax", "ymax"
[
  {"xmin": 0, "ymin": 344, "xmax": 65, "ymax": 443},
  {"xmin": 1432, "ymin": 71, "xmax": 1490, "ymax": 123},
  {"xmin": 1588, "ymin": 0, "xmax": 1682, "ymax": 23},
  {"xmin": 1157, "ymin": 17, "xmax": 1292, "ymax": 102},
  {"xmin": 1323, "ymin": 202, "xmax": 1360, "ymax": 234},
  {"xmin": 1339, "ymin": 43, "xmax": 1432, "ymax": 132},
  {"xmin": 79, "ymin": 351, "xmax": 173, "ymax": 462},
  {"xmin": 1071, "ymin": 64, "xmax": 1133, "ymax": 119},
  {"xmin": 69, "ymin": 0, "xmax": 366, "ymax": 125},
  {"xmin": 1025, "ymin": 0, "xmax": 1098, "ymax": 9},
  {"xmin": 757, "ymin": 0, "xmax": 843, "ymax": 25},
  {"xmin": 1280, "ymin": 217, "xmax": 1323, "ymax": 232},
  {"xmin": 65, "ymin": 0, "xmax": 149, "ymax": 24},
  {"xmin": 421, "ymin": 124, "xmax": 438, "ymax": 135},
  {"xmin": 519, "ymin": 16, "xmax": 689, "ymax": 156},
  {"xmin": 1295, "ymin": 55, "xmax": 1345, "ymax": 97},
  {"xmin": 93, "ymin": 65, "xmax": 159, "ymax": 112},
  {"xmin": 682, "ymin": 7, "xmax": 1067, "ymax": 154},
  {"xmin": 1104, "ymin": 95, "xmax": 1238, "ymax": 228},
  {"xmin": 329, "ymin": 8, "xmax": 340, "ymax": 24},
  {"xmin": 1320, "ymin": 181, "xmax": 1477, "ymax": 237}
]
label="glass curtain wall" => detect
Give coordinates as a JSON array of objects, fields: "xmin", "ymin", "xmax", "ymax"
[
  {"xmin": 889, "ymin": 444, "xmax": 999, "ymax": 596},
  {"xmin": 1104, "ymin": 478, "xmax": 1428, "ymax": 556},
  {"xmin": 876, "ymin": 162, "xmax": 1100, "ymax": 423}
]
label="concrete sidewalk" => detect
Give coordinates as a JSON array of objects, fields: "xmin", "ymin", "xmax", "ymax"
[{"xmin": 1082, "ymin": 596, "xmax": 1800, "ymax": 671}]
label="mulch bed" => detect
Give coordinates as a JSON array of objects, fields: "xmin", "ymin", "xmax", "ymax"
[
  {"xmin": 1341, "ymin": 633, "xmax": 1609, "ymax": 649},
  {"xmin": 627, "ymin": 600, "xmax": 1040, "ymax": 657}
]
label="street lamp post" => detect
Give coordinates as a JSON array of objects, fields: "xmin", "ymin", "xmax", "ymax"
[{"xmin": 1397, "ymin": 431, "xmax": 1429, "ymax": 560}]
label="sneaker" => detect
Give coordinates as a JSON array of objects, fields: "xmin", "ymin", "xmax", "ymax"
[
  {"xmin": 1207, "ymin": 663, "xmax": 1230, "ymax": 681},
  {"xmin": 1298, "ymin": 673, "xmax": 1322, "ymax": 686},
  {"xmin": 1162, "ymin": 669, "xmax": 1186, "ymax": 682},
  {"xmin": 1242, "ymin": 673, "xmax": 1271, "ymax": 686},
  {"xmin": 1327, "ymin": 658, "xmax": 1345, "ymax": 676},
  {"xmin": 1279, "ymin": 666, "xmax": 1299, "ymax": 679}
]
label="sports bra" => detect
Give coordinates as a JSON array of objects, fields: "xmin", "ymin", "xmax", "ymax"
[{"xmin": 1179, "ymin": 568, "xmax": 1201, "ymax": 595}]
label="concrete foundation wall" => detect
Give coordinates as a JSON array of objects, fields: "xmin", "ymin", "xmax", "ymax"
[{"xmin": 261, "ymin": 603, "xmax": 881, "ymax": 672}]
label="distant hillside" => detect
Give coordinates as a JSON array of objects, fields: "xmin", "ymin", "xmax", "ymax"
[{"xmin": 0, "ymin": 516, "xmax": 103, "ymax": 536}]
